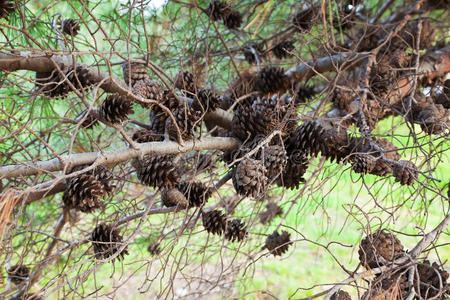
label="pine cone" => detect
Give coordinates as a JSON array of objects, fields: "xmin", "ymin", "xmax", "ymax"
[
  {"xmin": 132, "ymin": 129, "xmax": 164, "ymax": 143},
  {"xmin": 273, "ymin": 40, "xmax": 295, "ymax": 59},
  {"xmin": 264, "ymin": 230, "xmax": 292, "ymax": 256},
  {"xmin": 133, "ymin": 78, "xmax": 164, "ymax": 107},
  {"xmin": 76, "ymin": 109, "xmax": 99, "ymax": 129},
  {"xmin": 232, "ymin": 158, "xmax": 268, "ymax": 197},
  {"xmin": 122, "ymin": 62, "xmax": 148, "ymax": 86},
  {"xmin": 149, "ymin": 90, "xmax": 180, "ymax": 128},
  {"xmin": 277, "ymin": 149, "xmax": 308, "ymax": 189},
  {"xmin": 358, "ymin": 229, "xmax": 404, "ymax": 269},
  {"xmin": 417, "ymin": 103, "xmax": 449, "ymax": 135},
  {"xmin": 202, "ymin": 210, "xmax": 226, "ymax": 235},
  {"xmin": 351, "ymin": 154, "xmax": 376, "ymax": 174},
  {"xmin": 91, "ymin": 223, "xmax": 128, "ymax": 260},
  {"xmin": 165, "ymin": 105, "xmax": 202, "ymax": 140},
  {"xmin": 68, "ymin": 164, "xmax": 113, "ymax": 194},
  {"xmin": 292, "ymin": 6, "xmax": 318, "ymax": 31},
  {"xmin": 7, "ymin": 264, "xmax": 30, "ymax": 285},
  {"xmin": 228, "ymin": 72, "xmax": 257, "ymax": 100},
  {"xmin": 332, "ymin": 88, "xmax": 354, "ymax": 111},
  {"xmin": 149, "ymin": 111, "xmax": 167, "ymax": 134},
  {"xmin": 62, "ymin": 174, "xmax": 105, "ymax": 213},
  {"xmin": 161, "ymin": 188, "xmax": 188, "ymax": 208},
  {"xmin": 232, "ymin": 96, "xmax": 296, "ymax": 140},
  {"xmin": 133, "ymin": 155, "xmax": 179, "ymax": 188},
  {"xmin": 242, "ymin": 42, "xmax": 265, "ymax": 64},
  {"xmin": 177, "ymin": 182, "xmax": 211, "ymax": 207},
  {"xmin": 61, "ymin": 19, "xmax": 80, "ymax": 36},
  {"xmin": 257, "ymin": 145, "xmax": 287, "ymax": 179},
  {"xmin": 223, "ymin": 9, "xmax": 242, "ymax": 29},
  {"xmin": 0, "ymin": 0, "xmax": 14, "ymax": 20},
  {"xmin": 416, "ymin": 260, "xmax": 449, "ymax": 298},
  {"xmin": 206, "ymin": 0, "xmax": 228, "ymax": 21},
  {"xmin": 147, "ymin": 242, "xmax": 162, "ymax": 256},
  {"xmin": 330, "ymin": 290, "xmax": 351, "ymax": 300},
  {"xmin": 294, "ymin": 84, "xmax": 316, "ymax": 104},
  {"xmin": 259, "ymin": 202, "xmax": 283, "ymax": 224},
  {"xmin": 225, "ymin": 219, "xmax": 247, "ymax": 242},
  {"xmin": 393, "ymin": 160, "xmax": 418, "ymax": 185},
  {"xmin": 38, "ymin": 66, "xmax": 94, "ymax": 97},
  {"xmin": 99, "ymin": 94, "xmax": 134, "ymax": 124},
  {"xmin": 390, "ymin": 49, "xmax": 411, "ymax": 68},
  {"xmin": 174, "ymin": 70, "xmax": 197, "ymax": 94},
  {"xmin": 254, "ymin": 66, "xmax": 289, "ymax": 94},
  {"xmin": 291, "ymin": 120, "xmax": 325, "ymax": 157},
  {"xmin": 193, "ymin": 89, "xmax": 221, "ymax": 112}
]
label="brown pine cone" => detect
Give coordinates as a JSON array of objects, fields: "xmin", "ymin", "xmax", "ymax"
[
  {"xmin": 351, "ymin": 154, "xmax": 376, "ymax": 174},
  {"xmin": 330, "ymin": 290, "xmax": 351, "ymax": 300},
  {"xmin": 99, "ymin": 94, "xmax": 134, "ymax": 124},
  {"xmin": 132, "ymin": 129, "xmax": 164, "ymax": 143},
  {"xmin": 232, "ymin": 158, "xmax": 268, "ymax": 198},
  {"xmin": 393, "ymin": 160, "xmax": 418, "ymax": 185},
  {"xmin": 133, "ymin": 78, "xmax": 163, "ymax": 107},
  {"xmin": 62, "ymin": 174, "xmax": 105, "ymax": 213},
  {"xmin": 177, "ymin": 182, "xmax": 211, "ymax": 207},
  {"xmin": 223, "ymin": 9, "xmax": 242, "ymax": 29},
  {"xmin": 76, "ymin": 109, "xmax": 99, "ymax": 129},
  {"xmin": 294, "ymin": 84, "xmax": 316, "ymax": 104},
  {"xmin": 257, "ymin": 145, "xmax": 287, "ymax": 179},
  {"xmin": 122, "ymin": 62, "xmax": 149, "ymax": 86},
  {"xmin": 161, "ymin": 188, "xmax": 188, "ymax": 208},
  {"xmin": 264, "ymin": 230, "xmax": 292, "ymax": 256},
  {"xmin": 174, "ymin": 70, "xmax": 197, "ymax": 94},
  {"xmin": 202, "ymin": 210, "xmax": 227, "ymax": 235},
  {"xmin": 132, "ymin": 154, "xmax": 179, "ymax": 188},
  {"xmin": 259, "ymin": 202, "xmax": 283, "ymax": 225},
  {"xmin": 277, "ymin": 146, "xmax": 308, "ymax": 189},
  {"xmin": 332, "ymin": 88, "xmax": 355, "ymax": 111},
  {"xmin": 417, "ymin": 103, "xmax": 449, "ymax": 135},
  {"xmin": 91, "ymin": 223, "xmax": 128, "ymax": 261},
  {"xmin": 165, "ymin": 105, "xmax": 203, "ymax": 140},
  {"xmin": 272, "ymin": 40, "xmax": 295, "ymax": 59},
  {"xmin": 224, "ymin": 219, "xmax": 247, "ymax": 242},
  {"xmin": 0, "ymin": 0, "xmax": 15, "ymax": 20},
  {"xmin": 193, "ymin": 88, "xmax": 221, "ymax": 112},
  {"xmin": 61, "ymin": 19, "xmax": 80, "ymax": 36},
  {"xmin": 292, "ymin": 5, "xmax": 318, "ymax": 31},
  {"xmin": 7, "ymin": 264, "xmax": 30, "ymax": 285},
  {"xmin": 254, "ymin": 66, "xmax": 289, "ymax": 94},
  {"xmin": 358, "ymin": 229, "xmax": 404, "ymax": 269},
  {"xmin": 416, "ymin": 260, "xmax": 449, "ymax": 298},
  {"xmin": 147, "ymin": 242, "xmax": 162, "ymax": 256}
]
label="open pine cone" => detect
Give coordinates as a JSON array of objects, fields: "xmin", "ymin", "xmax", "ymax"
[
  {"xmin": 91, "ymin": 223, "xmax": 128, "ymax": 261},
  {"xmin": 359, "ymin": 229, "xmax": 404, "ymax": 269},
  {"xmin": 264, "ymin": 230, "xmax": 292, "ymax": 256}
]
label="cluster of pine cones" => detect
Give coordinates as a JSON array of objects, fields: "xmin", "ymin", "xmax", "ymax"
[{"xmin": 359, "ymin": 229, "xmax": 449, "ymax": 299}]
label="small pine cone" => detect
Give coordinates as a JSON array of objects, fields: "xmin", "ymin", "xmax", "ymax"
[
  {"xmin": 390, "ymin": 50, "xmax": 411, "ymax": 68},
  {"xmin": 161, "ymin": 188, "xmax": 188, "ymax": 208},
  {"xmin": 177, "ymin": 182, "xmax": 211, "ymax": 207},
  {"xmin": 193, "ymin": 88, "xmax": 221, "ymax": 112},
  {"xmin": 330, "ymin": 290, "xmax": 351, "ymax": 300},
  {"xmin": 242, "ymin": 42, "xmax": 265, "ymax": 64},
  {"xmin": 417, "ymin": 103, "xmax": 449, "ymax": 135},
  {"xmin": 7, "ymin": 264, "xmax": 30, "ymax": 285},
  {"xmin": 147, "ymin": 242, "xmax": 162, "ymax": 256},
  {"xmin": 351, "ymin": 154, "xmax": 376, "ymax": 174},
  {"xmin": 174, "ymin": 70, "xmax": 197, "ymax": 94},
  {"xmin": 99, "ymin": 94, "xmax": 134, "ymax": 124},
  {"xmin": 358, "ymin": 229, "xmax": 404, "ymax": 269},
  {"xmin": 294, "ymin": 84, "xmax": 316, "ymax": 104},
  {"xmin": 122, "ymin": 62, "xmax": 149, "ymax": 86},
  {"xmin": 259, "ymin": 202, "xmax": 283, "ymax": 225},
  {"xmin": 277, "ymin": 149, "xmax": 308, "ymax": 189},
  {"xmin": 254, "ymin": 66, "xmax": 289, "ymax": 94},
  {"xmin": 133, "ymin": 154, "xmax": 179, "ymax": 188},
  {"xmin": 0, "ymin": 0, "xmax": 14, "ymax": 20},
  {"xmin": 39, "ymin": 66, "xmax": 94, "ymax": 97},
  {"xmin": 133, "ymin": 78, "xmax": 164, "ymax": 107},
  {"xmin": 264, "ymin": 230, "xmax": 292, "ymax": 256},
  {"xmin": 165, "ymin": 106, "xmax": 203, "ymax": 140},
  {"xmin": 132, "ymin": 129, "xmax": 163, "ymax": 143},
  {"xmin": 150, "ymin": 90, "xmax": 180, "ymax": 125},
  {"xmin": 223, "ymin": 9, "xmax": 242, "ymax": 29},
  {"xmin": 206, "ymin": 0, "xmax": 228, "ymax": 21},
  {"xmin": 292, "ymin": 6, "xmax": 318, "ymax": 31},
  {"xmin": 416, "ymin": 260, "xmax": 449, "ymax": 298},
  {"xmin": 91, "ymin": 223, "xmax": 128, "ymax": 260},
  {"xmin": 232, "ymin": 158, "xmax": 268, "ymax": 198},
  {"xmin": 393, "ymin": 160, "xmax": 418, "ymax": 185},
  {"xmin": 66, "ymin": 66, "xmax": 95, "ymax": 91},
  {"xmin": 258, "ymin": 145, "xmax": 287, "ymax": 179},
  {"xmin": 332, "ymin": 88, "xmax": 355, "ymax": 111},
  {"xmin": 76, "ymin": 109, "xmax": 99, "ymax": 129},
  {"xmin": 63, "ymin": 174, "xmax": 105, "ymax": 213},
  {"xmin": 149, "ymin": 113, "xmax": 167, "ymax": 134},
  {"xmin": 291, "ymin": 120, "xmax": 325, "ymax": 157},
  {"xmin": 61, "ymin": 19, "xmax": 80, "ymax": 36},
  {"xmin": 273, "ymin": 40, "xmax": 295, "ymax": 59},
  {"xmin": 225, "ymin": 219, "xmax": 247, "ymax": 242},
  {"xmin": 202, "ymin": 210, "xmax": 227, "ymax": 235}
]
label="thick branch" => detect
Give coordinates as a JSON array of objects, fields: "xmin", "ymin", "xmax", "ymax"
[{"xmin": 0, "ymin": 137, "xmax": 240, "ymax": 179}]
